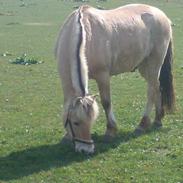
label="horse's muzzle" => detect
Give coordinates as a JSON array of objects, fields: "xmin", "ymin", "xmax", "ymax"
[{"xmin": 75, "ymin": 141, "xmax": 95, "ymax": 154}]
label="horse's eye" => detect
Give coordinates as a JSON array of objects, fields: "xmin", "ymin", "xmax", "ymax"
[{"xmin": 73, "ymin": 122, "xmax": 80, "ymax": 126}]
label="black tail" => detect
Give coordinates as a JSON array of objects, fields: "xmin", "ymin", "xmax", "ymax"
[{"xmin": 159, "ymin": 40, "xmax": 175, "ymax": 113}]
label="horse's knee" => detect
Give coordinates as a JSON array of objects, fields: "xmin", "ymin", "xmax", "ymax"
[
  {"xmin": 101, "ymin": 97, "xmax": 117, "ymax": 128},
  {"xmin": 102, "ymin": 99, "xmax": 116, "ymax": 121},
  {"xmin": 101, "ymin": 99, "xmax": 110, "ymax": 111}
]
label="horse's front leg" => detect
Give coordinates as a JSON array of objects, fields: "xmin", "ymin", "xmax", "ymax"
[{"xmin": 96, "ymin": 73, "xmax": 117, "ymax": 141}]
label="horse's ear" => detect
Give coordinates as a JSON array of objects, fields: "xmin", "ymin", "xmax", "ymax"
[{"xmin": 84, "ymin": 94, "xmax": 98, "ymax": 107}]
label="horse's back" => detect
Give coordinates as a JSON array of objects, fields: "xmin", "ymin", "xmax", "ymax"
[{"xmin": 80, "ymin": 4, "xmax": 172, "ymax": 76}]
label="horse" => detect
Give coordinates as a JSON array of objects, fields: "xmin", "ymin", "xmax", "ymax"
[{"xmin": 55, "ymin": 4, "xmax": 175, "ymax": 154}]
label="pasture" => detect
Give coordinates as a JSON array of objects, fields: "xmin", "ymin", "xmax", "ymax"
[{"xmin": 0, "ymin": 0, "xmax": 183, "ymax": 182}]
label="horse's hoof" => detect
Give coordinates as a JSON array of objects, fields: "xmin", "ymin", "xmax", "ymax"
[
  {"xmin": 103, "ymin": 134, "xmax": 114, "ymax": 143},
  {"xmin": 153, "ymin": 122, "xmax": 162, "ymax": 129},
  {"xmin": 104, "ymin": 128, "xmax": 117, "ymax": 143},
  {"xmin": 134, "ymin": 127, "xmax": 145, "ymax": 136}
]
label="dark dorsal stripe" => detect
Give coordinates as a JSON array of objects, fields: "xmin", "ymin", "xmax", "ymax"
[{"xmin": 76, "ymin": 10, "xmax": 85, "ymax": 96}]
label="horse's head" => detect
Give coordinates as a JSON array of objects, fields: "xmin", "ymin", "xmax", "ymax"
[{"xmin": 64, "ymin": 95, "xmax": 99, "ymax": 154}]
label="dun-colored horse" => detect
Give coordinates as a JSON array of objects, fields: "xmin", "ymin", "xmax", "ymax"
[{"xmin": 55, "ymin": 4, "xmax": 175, "ymax": 154}]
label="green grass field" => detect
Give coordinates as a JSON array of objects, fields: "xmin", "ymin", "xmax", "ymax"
[{"xmin": 0, "ymin": 0, "xmax": 183, "ymax": 182}]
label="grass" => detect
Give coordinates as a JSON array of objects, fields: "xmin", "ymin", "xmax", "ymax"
[
  {"xmin": 0, "ymin": 0, "xmax": 183, "ymax": 182},
  {"xmin": 9, "ymin": 54, "xmax": 44, "ymax": 65}
]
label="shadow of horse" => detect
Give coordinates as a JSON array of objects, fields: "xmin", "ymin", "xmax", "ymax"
[{"xmin": 0, "ymin": 127, "xmax": 169, "ymax": 181}]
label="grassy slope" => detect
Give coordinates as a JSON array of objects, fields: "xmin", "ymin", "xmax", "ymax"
[{"xmin": 0, "ymin": 0, "xmax": 182, "ymax": 182}]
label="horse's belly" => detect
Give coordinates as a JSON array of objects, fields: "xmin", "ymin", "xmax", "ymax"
[
  {"xmin": 110, "ymin": 59, "xmax": 139, "ymax": 75},
  {"xmin": 110, "ymin": 50, "xmax": 145, "ymax": 75},
  {"xmin": 110, "ymin": 36, "xmax": 152, "ymax": 75}
]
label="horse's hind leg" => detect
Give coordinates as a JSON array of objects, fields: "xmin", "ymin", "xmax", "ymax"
[
  {"xmin": 153, "ymin": 84, "xmax": 164, "ymax": 128},
  {"xmin": 96, "ymin": 72, "xmax": 117, "ymax": 141},
  {"xmin": 135, "ymin": 56, "xmax": 163, "ymax": 134},
  {"xmin": 134, "ymin": 80, "xmax": 154, "ymax": 134}
]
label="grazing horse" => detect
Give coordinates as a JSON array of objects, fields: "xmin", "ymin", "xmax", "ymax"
[{"xmin": 55, "ymin": 4, "xmax": 175, "ymax": 153}]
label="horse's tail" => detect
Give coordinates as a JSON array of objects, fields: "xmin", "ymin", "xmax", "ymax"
[{"xmin": 159, "ymin": 39, "xmax": 175, "ymax": 113}]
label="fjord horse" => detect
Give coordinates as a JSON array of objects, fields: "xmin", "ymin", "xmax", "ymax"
[{"xmin": 55, "ymin": 4, "xmax": 175, "ymax": 153}]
